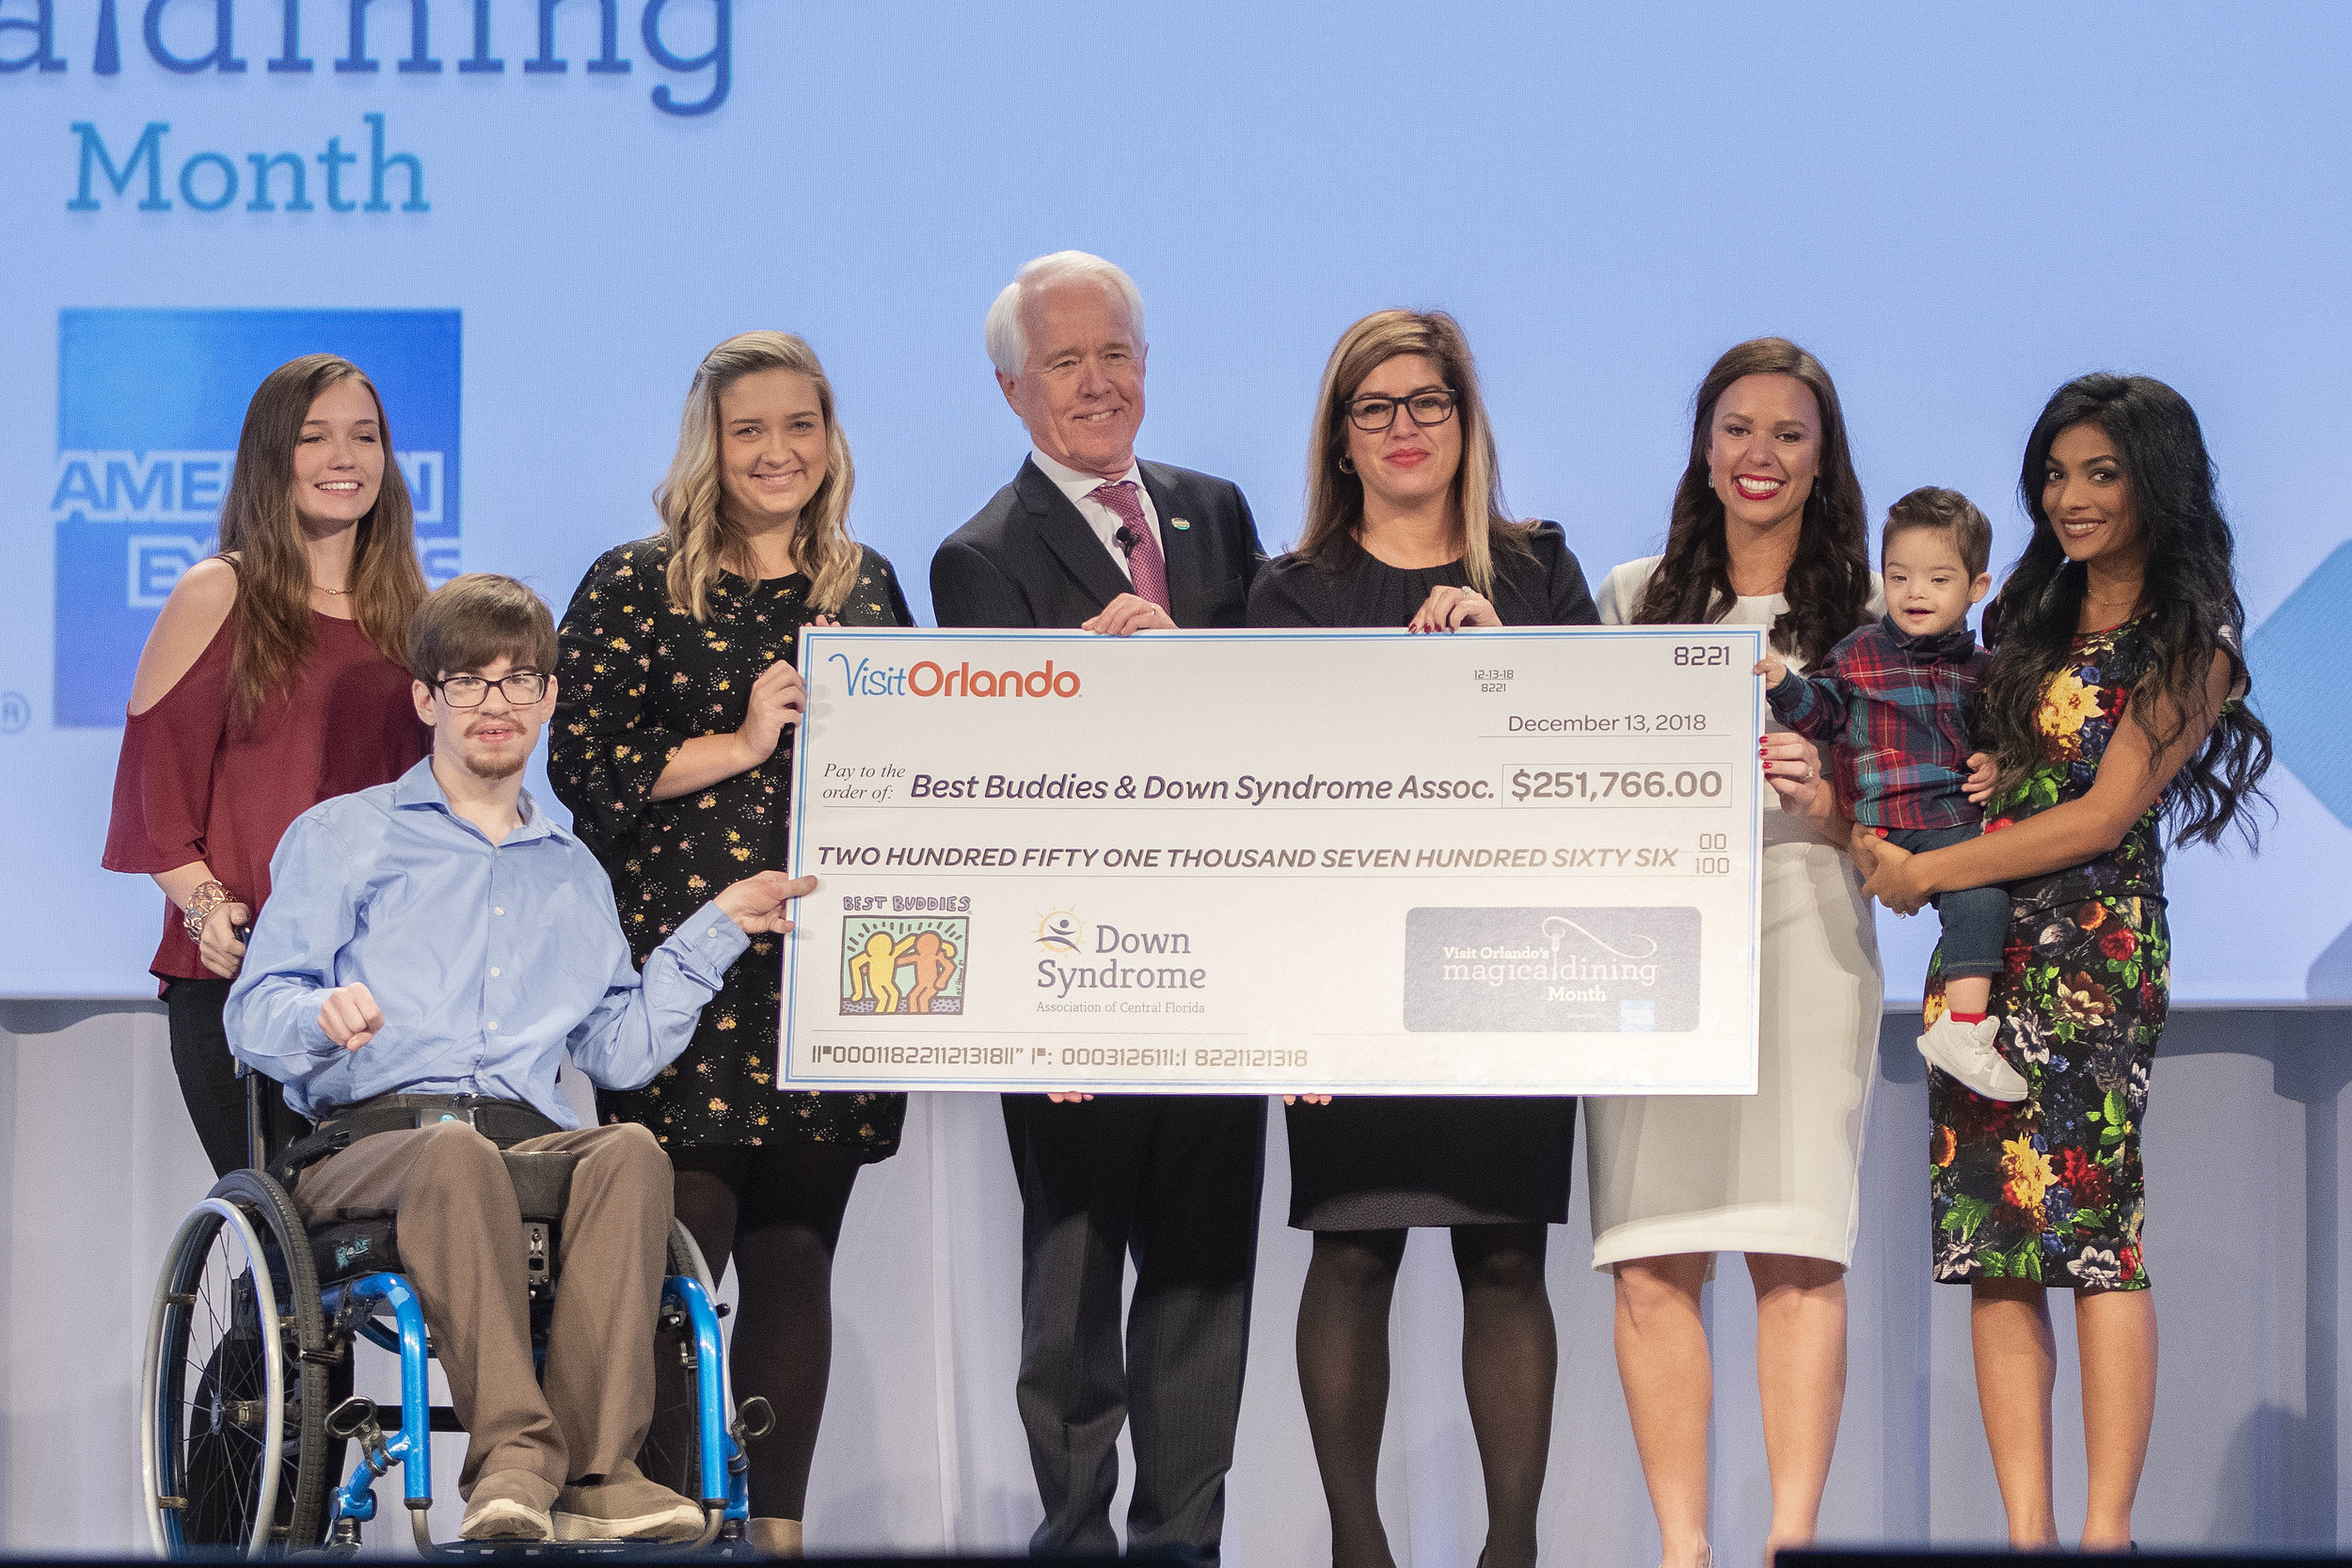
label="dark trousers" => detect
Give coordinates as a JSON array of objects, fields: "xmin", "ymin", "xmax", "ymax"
[
  {"xmin": 1001, "ymin": 1093, "xmax": 1265, "ymax": 1565},
  {"xmin": 1883, "ymin": 822, "xmax": 2010, "ymax": 979},
  {"xmin": 165, "ymin": 976, "xmax": 309, "ymax": 1178}
]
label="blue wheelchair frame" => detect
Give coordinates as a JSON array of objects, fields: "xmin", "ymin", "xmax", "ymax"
[
  {"xmin": 149, "ymin": 1067, "xmax": 762, "ymax": 1556},
  {"xmin": 314, "ymin": 1264, "xmax": 752, "ymax": 1551}
]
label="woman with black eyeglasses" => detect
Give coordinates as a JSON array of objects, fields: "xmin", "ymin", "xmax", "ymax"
[{"xmin": 1248, "ymin": 309, "xmax": 1597, "ymax": 1568}]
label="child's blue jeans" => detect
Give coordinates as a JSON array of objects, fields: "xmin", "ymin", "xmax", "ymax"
[{"xmin": 1883, "ymin": 822, "xmax": 2007, "ymax": 979}]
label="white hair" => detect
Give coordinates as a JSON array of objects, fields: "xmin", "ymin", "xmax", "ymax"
[{"xmin": 983, "ymin": 251, "xmax": 1147, "ymax": 378}]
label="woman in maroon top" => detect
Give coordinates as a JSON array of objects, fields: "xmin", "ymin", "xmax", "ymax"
[{"xmin": 104, "ymin": 354, "xmax": 429, "ymax": 1176}]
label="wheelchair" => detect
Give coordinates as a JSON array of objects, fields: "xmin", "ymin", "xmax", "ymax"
[{"xmin": 140, "ymin": 1072, "xmax": 770, "ymax": 1558}]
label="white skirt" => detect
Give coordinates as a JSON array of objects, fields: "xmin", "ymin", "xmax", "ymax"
[{"xmin": 1583, "ymin": 831, "xmax": 1884, "ymax": 1269}]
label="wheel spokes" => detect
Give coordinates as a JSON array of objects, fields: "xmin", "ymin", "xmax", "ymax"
[{"xmin": 161, "ymin": 1214, "xmax": 296, "ymax": 1552}]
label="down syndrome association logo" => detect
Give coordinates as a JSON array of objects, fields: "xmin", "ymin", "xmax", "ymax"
[{"xmin": 51, "ymin": 308, "xmax": 461, "ymax": 727}]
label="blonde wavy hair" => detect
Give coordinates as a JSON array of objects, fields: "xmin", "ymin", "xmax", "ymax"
[
  {"xmin": 657, "ymin": 331, "xmax": 861, "ymax": 620},
  {"xmin": 1295, "ymin": 309, "xmax": 1529, "ymax": 595}
]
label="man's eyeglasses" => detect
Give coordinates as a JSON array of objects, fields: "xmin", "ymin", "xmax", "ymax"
[
  {"xmin": 433, "ymin": 672, "xmax": 548, "ymax": 707},
  {"xmin": 1345, "ymin": 388, "xmax": 1458, "ymax": 434}
]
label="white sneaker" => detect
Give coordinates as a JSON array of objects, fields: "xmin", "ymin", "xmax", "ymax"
[
  {"xmin": 1918, "ymin": 1015, "xmax": 2026, "ymax": 1101},
  {"xmin": 549, "ymin": 1465, "xmax": 707, "ymax": 1543},
  {"xmin": 459, "ymin": 1470, "xmax": 556, "ymax": 1542}
]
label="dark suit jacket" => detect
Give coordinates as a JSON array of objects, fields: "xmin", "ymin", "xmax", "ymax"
[{"xmin": 930, "ymin": 455, "xmax": 1264, "ymax": 630}]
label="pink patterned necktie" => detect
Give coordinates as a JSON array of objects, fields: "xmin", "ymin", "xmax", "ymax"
[{"xmin": 1089, "ymin": 480, "xmax": 1170, "ymax": 614}]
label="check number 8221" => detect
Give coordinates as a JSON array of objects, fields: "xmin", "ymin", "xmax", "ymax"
[{"xmin": 1673, "ymin": 644, "xmax": 1732, "ymax": 667}]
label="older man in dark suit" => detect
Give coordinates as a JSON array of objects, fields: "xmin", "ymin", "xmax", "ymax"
[{"xmin": 931, "ymin": 251, "xmax": 1264, "ymax": 1565}]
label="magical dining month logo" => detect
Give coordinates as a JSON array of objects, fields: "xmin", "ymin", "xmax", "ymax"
[{"xmin": 1402, "ymin": 906, "xmax": 1701, "ymax": 1033}]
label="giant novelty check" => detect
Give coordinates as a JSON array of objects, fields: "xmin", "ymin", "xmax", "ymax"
[{"xmin": 780, "ymin": 626, "xmax": 1765, "ymax": 1095}]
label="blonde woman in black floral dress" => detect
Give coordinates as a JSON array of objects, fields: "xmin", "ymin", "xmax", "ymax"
[
  {"xmin": 1860, "ymin": 374, "xmax": 2268, "ymax": 1552},
  {"xmin": 551, "ymin": 332, "xmax": 909, "ymax": 1559}
]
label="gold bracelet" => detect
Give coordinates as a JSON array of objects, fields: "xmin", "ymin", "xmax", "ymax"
[{"xmin": 182, "ymin": 880, "xmax": 232, "ymax": 942}]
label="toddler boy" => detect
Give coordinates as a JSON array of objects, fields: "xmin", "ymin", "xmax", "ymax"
[{"xmin": 1758, "ymin": 487, "xmax": 2024, "ymax": 1101}]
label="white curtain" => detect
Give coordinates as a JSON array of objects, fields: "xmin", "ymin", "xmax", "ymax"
[{"xmin": 3, "ymin": 1000, "xmax": 2345, "ymax": 1560}]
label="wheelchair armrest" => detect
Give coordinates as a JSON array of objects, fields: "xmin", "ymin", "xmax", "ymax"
[{"xmin": 264, "ymin": 1126, "xmax": 354, "ymax": 1190}]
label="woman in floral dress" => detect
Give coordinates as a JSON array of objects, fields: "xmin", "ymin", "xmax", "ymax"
[
  {"xmin": 1861, "ymin": 373, "xmax": 2270, "ymax": 1550},
  {"xmin": 552, "ymin": 332, "xmax": 908, "ymax": 1558}
]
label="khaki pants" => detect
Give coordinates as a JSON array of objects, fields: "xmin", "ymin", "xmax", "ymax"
[{"xmin": 296, "ymin": 1119, "xmax": 672, "ymax": 1499}]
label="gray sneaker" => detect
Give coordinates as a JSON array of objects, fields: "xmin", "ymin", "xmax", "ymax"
[
  {"xmin": 459, "ymin": 1468, "xmax": 557, "ymax": 1542},
  {"xmin": 1918, "ymin": 1015, "xmax": 2026, "ymax": 1101},
  {"xmin": 551, "ymin": 1461, "xmax": 706, "ymax": 1543}
]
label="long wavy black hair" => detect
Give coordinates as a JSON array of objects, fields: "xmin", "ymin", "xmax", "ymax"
[
  {"xmin": 1979, "ymin": 373, "xmax": 2271, "ymax": 846},
  {"xmin": 1629, "ymin": 338, "xmax": 1872, "ymax": 668}
]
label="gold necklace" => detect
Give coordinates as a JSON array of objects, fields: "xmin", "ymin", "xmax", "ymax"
[
  {"xmin": 313, "ymin": 583, "xmax": 352, "ymax": 596},
  {"xmin": 2081, "ymin": 587, "xmax": 2140, "ymax": 631}
]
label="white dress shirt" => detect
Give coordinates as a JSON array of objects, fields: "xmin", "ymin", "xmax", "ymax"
[{"xmin": 1028, "ymin": 448, "xmax": 1165, "ymax": 584}]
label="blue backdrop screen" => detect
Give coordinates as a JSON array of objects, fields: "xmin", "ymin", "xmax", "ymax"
[{"xmin": 2, "ymin": 3, "xmax": 2346, "ymax": 999}]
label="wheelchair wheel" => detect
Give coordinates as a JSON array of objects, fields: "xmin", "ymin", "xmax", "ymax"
[
  {"xmin": 143, "ymin": 1168, "xmax": 335, "ymax": 1558},
  {"xmin": 640, "ymin": 1220, "xmax": 722, "ymax": 1504}
]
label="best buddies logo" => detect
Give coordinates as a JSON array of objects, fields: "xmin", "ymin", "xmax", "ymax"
[
  {"xmin": 52, "ymin": 307, "xmax": 461, "ymax": 727},
  {"xmin": 3, "ymin": 0, "xmax": 734, "ymax": 214}
]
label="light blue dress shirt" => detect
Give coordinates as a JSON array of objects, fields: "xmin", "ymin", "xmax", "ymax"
[{"xmin": 226, "ymin": 756, "xmax": 752, "ymax": 1126}]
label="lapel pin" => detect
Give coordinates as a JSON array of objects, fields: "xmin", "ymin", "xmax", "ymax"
[{"xmin": 1170, "ymin": 517, "xmax": 1192, "ymax": 531}]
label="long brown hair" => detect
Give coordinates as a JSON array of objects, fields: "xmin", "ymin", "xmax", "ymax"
[
  {"xmin": 1978, "ymin": 373, "xmax": 2270, "ymax": 845},
  {"xmin": 1295, "ymin": 309, "xmax": 1532, "ymax": 594},
  {"xmin": 656, "ymin": 331, "xmax": 862, "ymax": 620},
  {"xmin": 216, "ymin": 355, "xmax": 427, "ymax": 721},
  {"xmin": 1629, "ymin": 338, "xmax": 1871, "ymax": 668}
]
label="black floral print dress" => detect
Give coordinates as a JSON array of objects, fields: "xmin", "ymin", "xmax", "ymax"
[
  {"xmin": 550, "ymin": 535, "xmax": 910, "ymax": 1155},
  {"xmin": 1926, "ymin": 618, "xmax": 2235, "ymax": 1291}
]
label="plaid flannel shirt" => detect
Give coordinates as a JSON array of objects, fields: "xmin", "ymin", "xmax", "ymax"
[{"xmin": 1766, "ymin": 614, "xmax": 1990, "ymax": 830}]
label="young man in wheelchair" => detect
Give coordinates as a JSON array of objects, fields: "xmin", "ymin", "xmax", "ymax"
[{"xmin": 226, "ymin": 572, "xmax": 813, "ymax": 1544}]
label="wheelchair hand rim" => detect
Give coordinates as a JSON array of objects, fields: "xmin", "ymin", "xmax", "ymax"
[{"xmin": 142, "ymin": 1196, "xmax": 290, "ymax": 1561}]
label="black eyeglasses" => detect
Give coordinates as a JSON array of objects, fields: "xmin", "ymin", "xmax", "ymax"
[
  {"xmin": 433, "ymin": 671, "xmax": 548, "ymax": 706},
  {"xmin": 1346, "ymin": 388, "xmax": 1458, "ymax": 433}
]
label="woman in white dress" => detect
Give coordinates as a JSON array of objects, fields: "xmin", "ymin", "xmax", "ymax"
[{"xmin": 1585, "ymin": 338, "xmax": 1883, "ymax": 1567}]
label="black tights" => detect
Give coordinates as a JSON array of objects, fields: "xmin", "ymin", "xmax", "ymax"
[
  {"xmin": 1295, "ymin": 1224, "xmax": 1556, "ymax": 1568},
  {"xmin": 652, "ymin": 1142, "xmax": 869, "ymax": 1521}
]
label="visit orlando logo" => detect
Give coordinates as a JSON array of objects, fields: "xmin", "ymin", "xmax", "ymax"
[{"xmin": 827, "ymin": 651, "xmax": 1084, "ymax": 699}]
